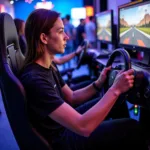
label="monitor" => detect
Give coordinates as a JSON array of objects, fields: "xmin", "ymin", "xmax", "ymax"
[
  {"xmin": 96, "ymin": 10, "xmax": 113, "ymax": 44},
  {"xmin": 118, "ymin": 1, "xmax": 150, "ymax": 67}
]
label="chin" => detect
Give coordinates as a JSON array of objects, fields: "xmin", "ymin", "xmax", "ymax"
[
  {"xmin": 60, "ymin": 48, "xmax": 65, "ymax": 54},
  {"xmin": 56, "ymin": 48, "xmax": 64, "ymax": 54}
]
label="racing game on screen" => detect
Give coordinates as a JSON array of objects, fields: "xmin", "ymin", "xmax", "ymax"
[
  {"xmin": 119, "ymin": 1, "xmax": 150, "ymax": 48},
  {"xmin": 96, "ymin": 11, "xmax": 112, "ymax": 42}
]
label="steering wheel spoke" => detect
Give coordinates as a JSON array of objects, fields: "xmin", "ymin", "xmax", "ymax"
[{"xmin": 104, "ymin": 48, "xmax": 131, "ymax": 107}]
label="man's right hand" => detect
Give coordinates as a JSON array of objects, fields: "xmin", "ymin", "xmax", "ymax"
[
  {"xmin": 110, "ymin": 69, "xmax": 135, "ymax": 95},
  {"xmin": 75, "ymin": 45, "xmax": 85, "ymax": 55}
]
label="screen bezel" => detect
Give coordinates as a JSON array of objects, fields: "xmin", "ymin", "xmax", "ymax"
[
  {"xmin": 95, "ymin": 9, "xmax": 113, "ymax": 44},
  {"xmin": 118, "ymin": 1, "xmax": 150, "ymax": 53}
]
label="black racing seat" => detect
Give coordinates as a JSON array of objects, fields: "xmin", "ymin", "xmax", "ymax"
[{"xmin": 0, "ymin": 12, "xmax": 52, "ymax": 150}]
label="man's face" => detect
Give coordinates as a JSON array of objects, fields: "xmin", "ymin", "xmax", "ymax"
[{"xmin": 45, "ymin": 17, "xmax": 69, "ymax": 54}]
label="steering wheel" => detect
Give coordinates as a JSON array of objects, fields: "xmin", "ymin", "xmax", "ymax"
[
  {"xmin": 104, "ymin": 48, "xmax": 150, "ymax": 109},
  {"xmin": 76, "ymin": 40, "xmax": 89, "ymax": 69},
  {"xmin": 105, "ymin": 48, "xmax": 131, "ymax": 88},
  {"xmin": 104, "ymin": 48, "xmax": 132, "ymax": 107}
]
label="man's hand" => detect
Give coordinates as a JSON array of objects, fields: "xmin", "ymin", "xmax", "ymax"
[
  {"xmin": 75, "ymin": 45, "xmax": 85, "ymax": 55},
  {"xmin": 95, "ymin": 66, "xmax": 112, "ymax": 88},
  {"xmin": 111, "ymin": 69, "xmax": 134, "ymax": 95}
]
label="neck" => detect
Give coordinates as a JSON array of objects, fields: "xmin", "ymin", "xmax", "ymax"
[{"xmin": 35, "ymin": 50, "xmax": 54, "ymax": 69}]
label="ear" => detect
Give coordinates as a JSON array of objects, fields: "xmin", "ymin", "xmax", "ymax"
[{"xmin": 40, "ymin": 33, "xmax": 48, "ymax": 44}]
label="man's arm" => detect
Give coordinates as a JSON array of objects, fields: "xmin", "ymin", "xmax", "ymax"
[
  {"xmin": 62, "ymin": 80, "xmax": 102, "ymax": 106},
  {"xmin": 49, "ymin": 69, "xmax": 134, "ymax": 137},
  {"xmin": 50, "ymin": 86, "xmax": 120, "ymax": 137},
  {"xmin": 53, "ymin": 52, "xmax": 76, "ymax": 65},
  {"xmin": 53, "ymin": 46, "xmax": 83, "ymax": 65},
  {"xmin": 62, "ymin": 66, "xmax": 111, "ymax": 105},
  {"xmin": 82, "ymin": 33, "xmax": 86, "ymax": 39}
]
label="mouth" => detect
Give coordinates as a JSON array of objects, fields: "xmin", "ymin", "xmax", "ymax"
[{"xmin": 63, "ymin": 44, "xmax": 66, "ymax": 48}]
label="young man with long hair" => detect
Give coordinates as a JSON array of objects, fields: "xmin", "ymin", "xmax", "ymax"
[{"xmin": 20, "ymin": 9, "xmax": 148, "ymax": 150}]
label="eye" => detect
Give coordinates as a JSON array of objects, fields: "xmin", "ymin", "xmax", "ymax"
[
  {"xmin": 60, "ymin": 30, "xmax": 63, "ymax": 33},
  {"xmin": 59, "ymin": 29, "xmax": 64, "ymax": 33}
]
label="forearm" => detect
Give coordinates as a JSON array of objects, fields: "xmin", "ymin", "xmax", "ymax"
[
  {"xmin": 55, "ymin": 52, "xmax": 76, "ymax": 65},
  {"xmin": 78, "ymin": 87, "xmax": 120, "ymax": 136},
  {"xmin": 72, "ymin": 81, "xmax": 102, "ymax": 105}
]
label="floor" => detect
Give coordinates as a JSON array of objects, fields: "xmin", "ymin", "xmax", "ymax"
[{"xmin": 0, "ymin": 57, "xmax": 140, "ymax": 150}]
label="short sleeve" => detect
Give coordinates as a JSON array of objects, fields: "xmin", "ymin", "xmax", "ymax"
[
  {"xmin": 56, "ymin": 70, "xmax": 65, "ymax": 87},
  {"xmin": 21, "ymin": 74, "xmax": 64, "ymax": 120}
]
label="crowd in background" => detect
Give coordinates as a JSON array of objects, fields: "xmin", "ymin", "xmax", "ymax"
[
  {"xmin": 14, "ymin": 14, "xmax": 97, "ymax": 58},
  {"xmin": 62, "ymin": 15, "xmax": 97, "ymax": 53}
]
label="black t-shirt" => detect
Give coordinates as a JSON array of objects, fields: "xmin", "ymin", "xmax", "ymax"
[{"xmin": 20, "ymin": 62, "xmax": 65, "ymax": 142}]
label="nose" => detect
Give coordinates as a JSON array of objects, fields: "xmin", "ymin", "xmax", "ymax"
[{"xmin": 64, "ymin": 32, "xmax": 69, "ymax": 40}]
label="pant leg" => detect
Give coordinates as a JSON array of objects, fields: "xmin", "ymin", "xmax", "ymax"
[
  {"xmin": 85, "ymin": 118, "xmax": 148, "ymax": 150},
  {"xmin": 53, "ymin": 119, "xmax": 148, "ymax": 150},
  {"xmin": 52, "ymin": 99, "xmax": 148, "ymax": 150},
  {"xmin": 75, "ymin": 99, "xmax": 148, "ymax": 150}
]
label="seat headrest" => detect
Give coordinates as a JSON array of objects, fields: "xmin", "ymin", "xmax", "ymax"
[
  {"xmin": 0, "ymin": 13, "xmax": 20, "ymax": 51},
  {"xmin": 0, "ymin": 13, "xmax": 25, "ymax": 75}
]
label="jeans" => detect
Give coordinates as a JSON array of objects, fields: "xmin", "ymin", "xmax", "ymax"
[{"xmin": 52, "ymin": 98, "xmax": 148, "ymax": 150}]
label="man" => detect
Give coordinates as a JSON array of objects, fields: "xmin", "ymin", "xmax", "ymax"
[
  {"xmin": 63, "ymin": 14, "xmax": 76, "ymax": 68},
  {"xmin": 20, "ymin": 9, "xmax": 148, "ymax": 150},
  {"xmin": 76, "ymin": 19, "xmax": 86, "ymax": 47},
  {"xmin": 85, "ymin": 16, "xmax": 96, "ymax": 48}
]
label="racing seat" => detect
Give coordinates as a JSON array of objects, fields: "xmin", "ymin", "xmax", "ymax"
[{"xmin": 0, "ymin": 12, "xmax": 52, "ymax": 150}]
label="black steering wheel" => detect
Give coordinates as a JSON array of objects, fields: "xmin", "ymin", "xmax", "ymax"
[
  {"xmin": 104, "ymin": 48, "xmax": 132, "ymax": 107},
  {"xmin": 105, "ymin": 48, "xmax": 131, "ymax": 88},
  {"xmin": 76, "ymin": 40, "xmax": 89, "ymax": 69},
  {"xmin": 104, "ymin": 48, "xmax": 150, "ymax": 109}
]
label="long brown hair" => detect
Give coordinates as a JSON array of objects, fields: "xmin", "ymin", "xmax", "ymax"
[{"xmin": 24, "ymin": 9, "xmax": 60, "ymax": 67}]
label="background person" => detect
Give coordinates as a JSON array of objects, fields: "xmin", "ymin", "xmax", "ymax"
[
  {"xmin": 14, "ymin": 18, "xmax": 27, "ymax": 55},
  {"xmin": 63, "ymin": 14, "xmax": 76, "ymax": 68},
  {"xmin": 85, "ymin": 16, "xmax": 96, "ymax": 48},
  {"xmin": 75, "ymin": 19, "xmax": 86, "ymax": 47}
]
